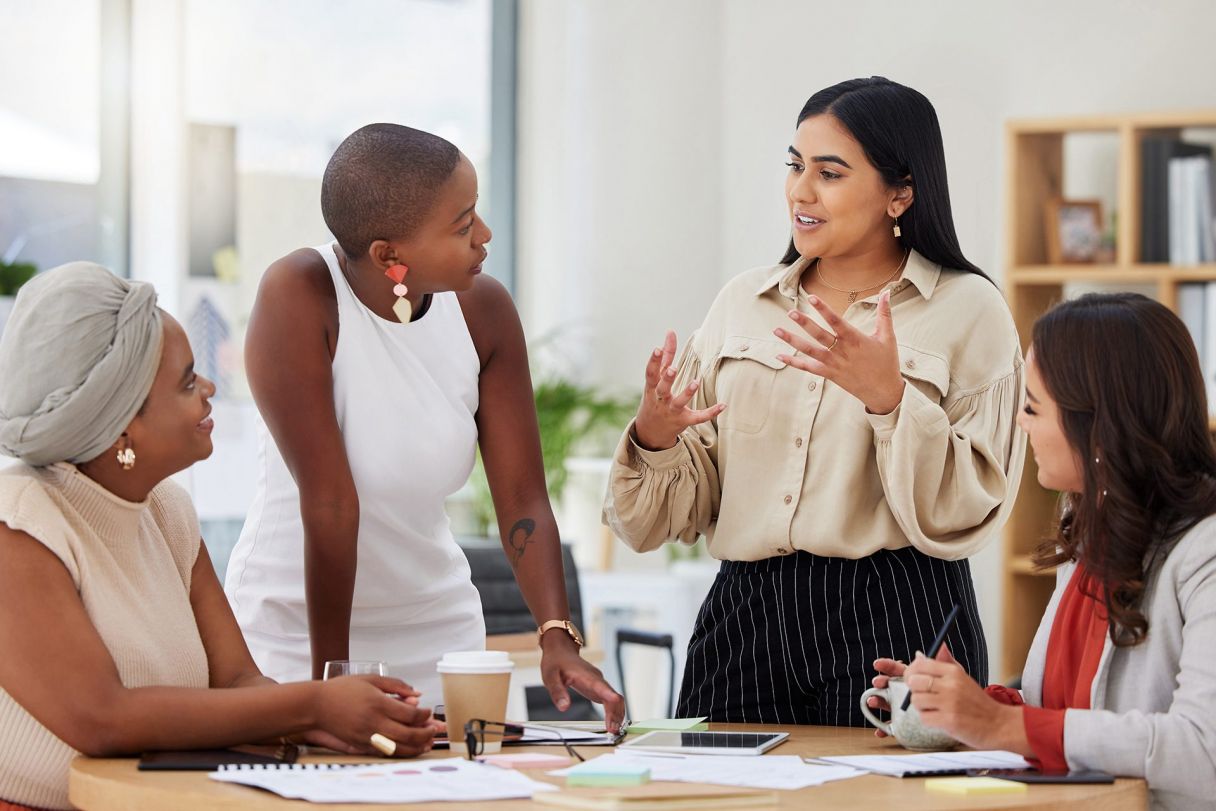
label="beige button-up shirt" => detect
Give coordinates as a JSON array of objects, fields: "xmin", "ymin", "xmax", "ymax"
[{"xmin": 604, "ymin": 250, "xmax": 1026, "ymax": 562}]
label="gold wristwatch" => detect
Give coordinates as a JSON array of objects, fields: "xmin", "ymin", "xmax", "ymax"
[{"xmin": 537, "ymin": 619, "xmax": 585, "ymax": 648}]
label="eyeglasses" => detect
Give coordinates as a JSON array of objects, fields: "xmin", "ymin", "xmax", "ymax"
[{"xmin": 463, "ymin": 719, "xmax": 586, "ymax": 762}]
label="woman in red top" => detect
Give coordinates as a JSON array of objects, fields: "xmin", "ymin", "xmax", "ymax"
[{"xmin": 870, "ymin": 293, "xmax": 1216, "ymax": 809}]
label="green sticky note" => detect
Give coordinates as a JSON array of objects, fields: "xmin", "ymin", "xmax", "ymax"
[
  {"xmin": 566, "ymin": 761, "xmax": 651, "ymax": 787},
  {"xmin": 626, "ymin": 717, "xmax": 709, "ymax": 734}
]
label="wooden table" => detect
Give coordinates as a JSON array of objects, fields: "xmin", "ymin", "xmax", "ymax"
[{"xmin": 69, "ymin": 724, "xmax": 1147, "ymax": 810}]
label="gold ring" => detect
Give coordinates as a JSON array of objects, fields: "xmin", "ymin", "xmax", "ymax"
[
  {"xmin": 370, "ymin": 733, "xmax": 397, "ymax": 756},
  {"xmin": 827, "ymin": 334, "xmax": 839, "ymax": 351}
]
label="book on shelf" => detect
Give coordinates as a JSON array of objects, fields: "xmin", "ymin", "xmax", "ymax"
[
  {"xmin": 1167, "ymin": 153, "xmax": 1216, "ymax": 266},
  {"xmin": 1141, "ymin": 137, "xmax": 1212, "ymax": 263},
  {"xmin": 1177, "ymin": 282, "xmax": 1216, "ymax": 413}
]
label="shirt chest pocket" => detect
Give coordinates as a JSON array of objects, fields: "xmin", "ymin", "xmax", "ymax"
[
  {"xmin": 897, "ymin": 344, "xmax": 951, "ymax": 404},
  {"xmin": 714, "ymin": 336, "xmax": 788, "ymax": 434}
]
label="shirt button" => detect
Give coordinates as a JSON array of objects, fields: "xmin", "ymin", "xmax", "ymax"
[
  {"xmin": 740, "ymin": 343, "xmax": 750, "ymax": 351},
  {"xmin": 783, "ymin": 494, "xmax": 793, "ymax": 505},
  {"xmin": 808, "ymin": 380, "xmax": 817, "ymax": 391},
  {"xmin": 795, "ymin": 437, "xmax": 803, "ymax": 448},
  {"xmin": 905, "ymin": 359, "xmax": 916, "ymax": 370},
  {"xmin": 777, "ymin": 547, "xmax": 788, "ymax": 555}
]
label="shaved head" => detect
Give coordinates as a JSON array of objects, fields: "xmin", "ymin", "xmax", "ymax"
[{"xmin": 321, "ymin": 123, "xmax": 461, "ymax": 258}]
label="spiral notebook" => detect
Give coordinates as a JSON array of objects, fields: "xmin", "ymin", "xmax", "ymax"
[
  {"xmin": 814, "ymin": 750, "xmax": 1031, "ymax": 778},
  {"xmin": 210, "ymin": 758, "xmax": 558, "ymax": 803}
]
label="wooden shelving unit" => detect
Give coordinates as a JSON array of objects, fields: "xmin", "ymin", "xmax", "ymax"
[{"xmin": 1001, "ymin": 110, "xmax": 1216, "ymax": 682}]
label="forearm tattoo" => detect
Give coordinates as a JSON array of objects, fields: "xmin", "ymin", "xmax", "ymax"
[{"xmin": 507, "ymin": 518, "xmax": 536, "ymax": 565}]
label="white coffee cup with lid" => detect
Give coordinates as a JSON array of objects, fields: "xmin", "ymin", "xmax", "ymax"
[{"xmin": 437, "ymin": 651, "xmax": 514, "ymax": 755}]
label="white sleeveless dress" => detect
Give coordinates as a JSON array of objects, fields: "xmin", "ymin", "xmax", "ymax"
[{"xmin": 225, "ymin": 243, "xmax": 486, "ymax": 700}]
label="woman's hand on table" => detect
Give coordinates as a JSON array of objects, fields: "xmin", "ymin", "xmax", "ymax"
[
  {"xmin": 541, "ymin": 632, "xmax": 627, "ymax": 733},
  {"xmin": 634, "ymin": 330, "xmax": 725, "ymax": 451},
  {"xmin": 314, "ymin": 675, "xmax": 435, "ymax": 757},
  {"xmin": 774, "ymin": 290, "xmax": 906, "ymax": 415}
]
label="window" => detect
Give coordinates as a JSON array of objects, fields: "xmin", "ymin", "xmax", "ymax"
[
  {"xmin": 163, "ymin": 0, "xmax": 502, "ymax": 574},
  {"xmin": 0, "ymin": 0, "xmax": 102, "ymax": 271}
]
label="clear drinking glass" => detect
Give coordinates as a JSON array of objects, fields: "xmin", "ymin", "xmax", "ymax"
[{"xmin": 323, "ymin": 660, "xmax": 387, "ymax": 680}]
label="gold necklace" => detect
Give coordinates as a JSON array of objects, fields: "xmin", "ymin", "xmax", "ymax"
[{"xmin": 814, "ymin": 250, "xmax": 909, "ymax": 305}]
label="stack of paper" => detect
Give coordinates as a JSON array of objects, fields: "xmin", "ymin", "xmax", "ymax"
[
  {"xmin": 210, "ymin": 758, "xmax": 557, "ymax": 803},
  {"xmin": 534, "ymin": 782, "xmax": 777, "ymax": 810},
  {"xmin": 520, "ymin": 722, "xmax": 625, "ymax": 746},
  {"xmin": 552, "ymin": 752, "xmax": 862, "ymax": 791}
]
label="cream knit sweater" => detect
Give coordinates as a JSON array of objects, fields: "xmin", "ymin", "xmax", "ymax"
[{"xmin": 0, "ymin": 463, "xmax": 210, "ymax": 810}]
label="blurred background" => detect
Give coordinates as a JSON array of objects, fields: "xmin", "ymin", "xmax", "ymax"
[{"xmin": 3, "ymin": 0, "xmax": 1215, "ymax": 718}]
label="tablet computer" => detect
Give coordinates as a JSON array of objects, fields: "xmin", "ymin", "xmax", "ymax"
[
  {"xmin": 966, "ymin": 768, "xmax": 1115, "ymax": 784},
  {"xmin": 618, "ymin": 730, "xmax": 788, "ymax": 756}
]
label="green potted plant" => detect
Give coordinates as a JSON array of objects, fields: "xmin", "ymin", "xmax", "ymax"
[
  {"xmin": 461, "ymin": 376, "xmax": 636, "ymax": 536},
  {"xmin": 0, "ymin": 261, "xmax": 37, "ymax": 336}
]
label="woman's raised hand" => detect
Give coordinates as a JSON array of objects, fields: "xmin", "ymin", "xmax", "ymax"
[
  {"xmin": 774, "ymin": 290, "xmax": 906, "ymax": 415},
  {"xmin": 634, "ymin": 331, "xmax": 726, "ymax": 451},
  {"xmin": 314, "ymin": 675, "xmax": 435, "ymax": 757}
]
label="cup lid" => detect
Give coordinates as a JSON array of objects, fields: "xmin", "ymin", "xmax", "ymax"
[{"xmin": 436, "ymin": 650, "xmax": 515, "ymax": 674}]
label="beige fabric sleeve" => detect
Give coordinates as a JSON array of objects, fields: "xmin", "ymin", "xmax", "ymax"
[
  {"xmin": 866, "ymin": 359, "xmax": 1026, "ymax": 560},
  {"xmin": 603, "ymin": 336, "xmax": 722, "ymax": 553},
  {"xmin": 0, "ymin": 474, "xmax": 82, "ymax": 584}
]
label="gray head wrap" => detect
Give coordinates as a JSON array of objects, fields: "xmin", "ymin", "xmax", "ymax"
[{"xmin": 0, "ymin": 262, "xmax": 163, "ymax": 466}]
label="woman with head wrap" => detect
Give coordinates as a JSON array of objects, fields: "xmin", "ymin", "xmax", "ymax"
[{"xmin": 0, "ymin": 264, "xmax": 437, "ymax": 811}]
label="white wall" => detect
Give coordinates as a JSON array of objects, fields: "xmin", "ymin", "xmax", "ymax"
[
  {"xmin": 516, "ymin": 0, "xmax": 723, "ymax": 391},
  {"xmin": 517, "ymin": 0, "xmax": 1216, "ymax": 677}
]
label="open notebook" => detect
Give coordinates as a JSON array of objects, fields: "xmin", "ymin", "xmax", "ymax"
[{"xmin": 815, "ymin": 750, "xmax": 1032, "ymax": 778}]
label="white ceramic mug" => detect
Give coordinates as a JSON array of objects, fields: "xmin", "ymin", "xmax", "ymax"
[{"xmin": 859, "ymin": 677, "xmax": 958, "ymax": 751}]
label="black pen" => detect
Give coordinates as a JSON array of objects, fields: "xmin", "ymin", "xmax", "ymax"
[{"xmin": 902, "ymin": 603, "xmax": 960, "ymax": 711}]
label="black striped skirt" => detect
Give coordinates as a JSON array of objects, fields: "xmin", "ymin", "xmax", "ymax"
[{"xmin": 676, "ymin": 545, "xmax": 988, "ymax": 727}]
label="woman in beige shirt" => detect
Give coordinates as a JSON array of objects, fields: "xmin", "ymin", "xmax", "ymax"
[
  {"xmin": 0, "ymin": 264, "xmax": 437, "ymax": 811},
  {"xmin": 605, "ymin": 77, "xmax": 1025, "ymax": 726}
]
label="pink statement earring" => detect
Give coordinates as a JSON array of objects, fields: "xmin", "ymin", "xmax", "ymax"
[{"xmin": 385, "ymin": 264, "xmax": 411, "ymax": 323}]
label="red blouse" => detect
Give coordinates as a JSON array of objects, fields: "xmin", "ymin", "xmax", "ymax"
[{"xmin": 986, "ymin": 564, "xmax": 1108, "ymax": 771}]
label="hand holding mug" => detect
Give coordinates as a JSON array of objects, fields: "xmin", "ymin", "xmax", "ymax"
[
  {"xmin": 903, "ymin": 645, "xmax": 1029, "ymax": 753},
  {"xmin": 634, "ymin": 330, "xmax": 725, "ymax": 451},
  {"xmin": 859, "ymin": 674, "xmax": 957, "ymax": 751},
  {"xmin": 866, "ymin": 657, "xmax": 908, "ymax": 727}
]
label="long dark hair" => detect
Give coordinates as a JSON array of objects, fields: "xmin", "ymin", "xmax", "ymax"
[
  {"xmin": 1032, "ymin": 293, "xmax": 1216, "ymax": 646},
  {"xmin": 779, "ymin": 77, "xmax": 986, "ymax": 279}
]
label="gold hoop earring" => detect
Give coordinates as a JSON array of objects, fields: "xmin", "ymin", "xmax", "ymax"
[{"xmin": 117, "ymin": 447, "xmax": 136, "ymax": 470}]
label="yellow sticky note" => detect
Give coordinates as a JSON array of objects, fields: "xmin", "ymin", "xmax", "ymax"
[{"xmin": 925, "ymin": 776, "xmax": 1028, "ymax": 795}]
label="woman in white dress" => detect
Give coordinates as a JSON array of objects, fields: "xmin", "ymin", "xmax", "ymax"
[{"xmin": 224, "ymin": 124, "xmax": 623, "ymax": 728}]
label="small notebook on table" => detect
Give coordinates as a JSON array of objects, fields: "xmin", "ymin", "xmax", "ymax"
[{"xmin": 138, "ymin": 743, "xmax": 299, "ymax": 771}]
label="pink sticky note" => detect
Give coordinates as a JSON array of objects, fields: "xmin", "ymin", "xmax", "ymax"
[{"xmin": 481, "ymin": 753, "xmax": 573, "ymax": 770}]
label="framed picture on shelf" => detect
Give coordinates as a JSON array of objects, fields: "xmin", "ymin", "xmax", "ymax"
[{"xmin": 1044, "ymin": 199, "xmax": 1104, "ymax": 264}]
